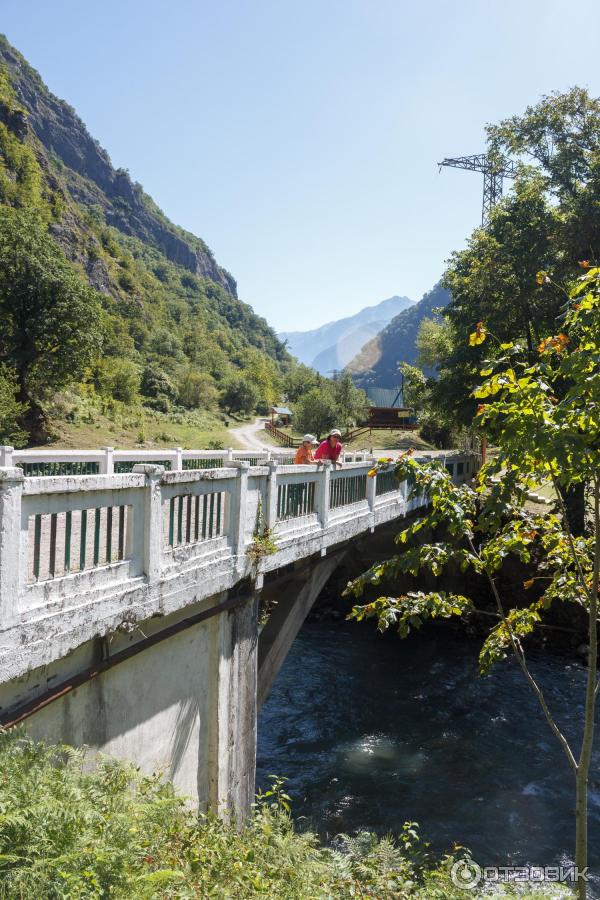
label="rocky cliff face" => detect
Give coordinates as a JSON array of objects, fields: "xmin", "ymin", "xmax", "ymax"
[{"xmin": 0, "ymin": 35, "xmax": 237, "ymax": 297}]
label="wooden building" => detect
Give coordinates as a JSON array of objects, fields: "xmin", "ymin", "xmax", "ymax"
[
  {"xmin": 270, "ymin": 406, "xmax": 293, "ymax": 426},
  {"xmin": 362, "ymin": 387, "xmax": 417, "ymax": 430}
]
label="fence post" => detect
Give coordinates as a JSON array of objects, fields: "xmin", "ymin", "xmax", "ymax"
[
  {"xmin": 225, "ymin": 461, "xmax": 249, "ymax": 560},
  {"xmin": 174, "ymin": 447, "xmax": 183, "ymax": 472},
  {"xmin": 0, "ymin": 446, "xmax": 14, "ymax": 467},
  {"xmin": 0, "ymin": 467, "xmax": 24, "ymax": 625},
  {"xmin": 227, "ymin": 447, "xmax": 234, "ymax": 462},
  {"xmin": 317, "ymin": 461, "xmax": 331, "ymax": 530},
  {"xmin": 265, "ymin": 461, "xmax": 278, "ymax": 530},
  {"xmin": 100, "ymin": 446, "xmax": 114, "ymax": 475},
  {"xmin": 367, "ymin": 469, "xmax": 377, "ymax": 513},
  {"xmin": 133, "ymin": 464, "xmax": 165, "ymax": 584}
]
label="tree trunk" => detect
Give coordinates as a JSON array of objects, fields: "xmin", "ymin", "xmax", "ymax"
[
  {"xmin": 561, "ymin": 483, "xmax": 586, "ymax": 536},
  {"xmin": 574, "ymin": 477, "xmax": 599, "ymax": 899}
]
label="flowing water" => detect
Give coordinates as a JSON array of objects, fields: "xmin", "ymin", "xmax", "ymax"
[{"xmin": 257, "ymin": 620, "xmax": 600, "ymax": 888}]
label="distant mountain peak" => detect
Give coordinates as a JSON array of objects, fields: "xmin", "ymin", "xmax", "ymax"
[
  {"xmin": 348, "ymin": 282, "xmax": 450, "ymax": 388},
  {"xmin": 279, "ymin": 295, "xmax": 413, "ymax": 373}
]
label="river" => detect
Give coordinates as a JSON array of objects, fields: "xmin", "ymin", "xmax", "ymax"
[{"xmin": 257, "ymin": 620, "xmax": 600, "ymax": 890}]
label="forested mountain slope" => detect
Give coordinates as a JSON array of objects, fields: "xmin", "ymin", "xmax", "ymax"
[
  {"xmin": 347, "ymin": 283, "xmax": 450, "ymax": 388},
  {"xmin": 0, "ymin": 34, "xmax": 288, "ymax": 441}
]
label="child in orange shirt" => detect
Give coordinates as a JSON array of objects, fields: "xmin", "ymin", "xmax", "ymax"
[{"xmin": 294, "ymin": 434, "xmax": 318, "ymax": 464}]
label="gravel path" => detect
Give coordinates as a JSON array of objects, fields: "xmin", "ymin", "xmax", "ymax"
[{"xmin": 229, "ymin": 417, "xmax": 271, "ymax": 450}]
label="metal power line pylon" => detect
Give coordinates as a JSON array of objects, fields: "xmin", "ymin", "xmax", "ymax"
[{"xmin": 438, "ymin": 154, "xmax": 518, "ymax": 225}]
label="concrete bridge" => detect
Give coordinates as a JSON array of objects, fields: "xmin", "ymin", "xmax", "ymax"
[{"xmin": 0, "ymin": 445, "xmax": 478, "ymax": 820}]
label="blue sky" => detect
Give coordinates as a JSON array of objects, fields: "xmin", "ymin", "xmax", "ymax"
[{"xmin": 3, "ymin": 0, "xmax": 600, "ymax": 331}]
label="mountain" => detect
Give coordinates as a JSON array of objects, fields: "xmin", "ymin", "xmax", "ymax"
[
  {"xmin": 0, "ymin": 35, "xmax": 287, "ymax": 409},
  {"xmin": 347, "ymin": 282, "xmax": 450, "ymax": 388},
  {"xmin": 279, "ymin": 295, "xmax": 413, "ymax": 374}
]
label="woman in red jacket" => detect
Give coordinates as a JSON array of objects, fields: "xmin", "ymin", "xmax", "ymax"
[{"xmin": 314, "ymin": 429, "xmax": 343, "ymax": 466}]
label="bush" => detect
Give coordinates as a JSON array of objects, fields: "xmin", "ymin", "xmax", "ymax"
[
  {"xmin": 140, "ymin": 365, "xmax": 175, "ymax": 400},
  {"xmin": 0, "ymin": 732, "xmax": 569, "ymax": 899},
  {"xmin": 220, "ymin": 376, "xmax": 258, "ymax": 416},
  {"xmin": 144, "ymin": 395, "xmax": 171, "ymax": 413},
  {"xmin": 177, "ymin": 369, "xmax": 219, "ymax": 410},
  {"xmin": 95, "ymin": 358, "xmax": 141, "ymax": 404},
  {"xmin": 0, "ymin": 364, "xmax": 27, "ymax": 446}
]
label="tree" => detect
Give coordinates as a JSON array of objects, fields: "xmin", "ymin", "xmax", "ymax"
[
  {"xmin": 178, "ymin": 370, "xmax": 219, "ymax": 410},
  {"xmin": 398, "ymin": 363, "xmax": 427, "ymax": 411},
  {"xmin": 295, "ymin": 388, "xmax": 339, "ymax": 439},
  {"xmin": 438, "ymin": 89, "xmax": 600, "ymax": 431},
  {"xmin": 415, "ymin": 317, "xmax": 454, "ymax": 371},
  {"xmin": 0, "ymin": 365, "xmax": 27, "ymax": 446},
  {"xmin": 347, "ymin": 268, "xmax": 600, "ymax": 898},
  {"xmin": 95, "ymin": 359, "xmax": 140, "ymax": 404},
  {"xmin": 220, "ymin": 376, "xmax": 258, "ymax": 416},
  {"xmin": 0, "ymin": 208, "xmax": 103, "ymax": 436},
  {"xmin": 140, "ymin": 365, "xmax": 175, "ymax": 400},
  {"xmin": 334, "ymin": 372, "xmax": 366, "ymax": 427},
  {"xmin": 283, "ymin": 363, "xmax": 321, "ymax": 404}
]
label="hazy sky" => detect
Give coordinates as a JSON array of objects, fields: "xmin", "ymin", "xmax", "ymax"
[{"xmin": 3, "ymin": 0, "xmax": 600, "ymax": 331}]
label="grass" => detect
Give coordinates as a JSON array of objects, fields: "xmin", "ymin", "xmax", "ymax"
[
  {"xmin": 0, "ymin": 731, "xmax": 573, "ymax": 899},
  {"xmin": 40, "ymin": 401, "xmax": 251, "ymax": 451},
  {"xmin": 262, "ymin": 426, "xmax": 434, "ymax": 453}
]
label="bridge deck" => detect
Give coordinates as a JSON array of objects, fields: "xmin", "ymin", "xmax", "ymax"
[{"xmin": 0, "ymin": 452, "xmax": 479, "ymax": 685}]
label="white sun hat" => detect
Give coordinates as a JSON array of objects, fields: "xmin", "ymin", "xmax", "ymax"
[
  {"xmin": 302, "ymin": 434, "xmax": 318, "ymax": 444},
  {"xmin": 329, "ymin": 428, "xmax": 342, "ymax": 437}
]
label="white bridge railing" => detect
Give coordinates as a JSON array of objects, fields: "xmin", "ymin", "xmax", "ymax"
[
  {"xmin": 0, "ymin": 445, "xmax": 371, "ymax": 477},
  {"xmin": 0, "ymin": 450, "xmax": 479, "ymax": 682}
]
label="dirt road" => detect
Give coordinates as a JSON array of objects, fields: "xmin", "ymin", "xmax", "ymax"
[{"xmin": 229, "ymin": 417, "xmax": 270, "ymax": 450}]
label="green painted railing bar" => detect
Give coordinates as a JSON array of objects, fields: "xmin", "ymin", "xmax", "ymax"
[
  {"xmin": 168, "ymin": 498, "xmax": 175, "ymax": 546},
  {"xmin": 118, "ymin": 505, "xmax": 125, "ymax": 560},
  {"xmin": 106, "ymin": 507, "xmax": 113, "ymax": 562},
  {"xmin": 33, "ymin": 514, "xmax": 42, "ymax": 581},
  {"xmin": 80, "ymin": 509, "xmax": 87, "ymax": 571},
  {"xmin": 202, "ymin": 495, "xmax": 208, "ymax": 539},
  {"xmin": 64, "ymin": 510, "xmax": 72, "ymax": 572},
  {"xmin": 216, "ymin": 493, "xmax": 222, "ymax": 532},
  {"xmin": 183, "ymin": 458, "xmax": 223, "ymax": 470},
  {"xmin": 186, "ymin": 495, "xmax": 192, "ymax": 543},
  {"xmin": 194, "ymin": 495, "xmax": 200, "ymax": 541},
  {"xmin": 329, "ymin": 474, "xmax": 367, "ymax": 510},
  {"xmin": 176, "ymin": 496, "xmax": 183, "ymax": 545},
  {"xmin": 114, "ymin": 460, "xmax": 173, "ymax": 474},
  {"xmin": 21, "ymin": 461, "xmax": 100, "ymax": 477},
  {"xmin": 48, "ymin": 513, "xmax": 58, "ymax": 578},
  {"xmin": 276, "ymin": 481, "xmax": 316, "ymax": 520},
  {"xmin": 209, "ymin": 493, "xmax": 215, "ymax": 539},
  {"xmin": 93, "ymin": 508, "xmax": 101, "ymax": 566},
  {"xmin": 375, "ymin": 468, "xmax": 397, "ymax": 496}
]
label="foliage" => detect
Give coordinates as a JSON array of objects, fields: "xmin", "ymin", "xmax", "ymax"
[
  {"xmin": 177, "ymin": 369, "xmax": 219, "ymax": 411},
  {"xmin": 0, "ymin": 365, "xmax": 27, "ymax": 446},
  {"xmin": 0, "ymin": 46, "xmax": 292, "ymax": 439},
  {"xmin": 294, "ymin": 387, "xmax": 339, "ymax": 439},
  {"xmin": 220, "ymin": 376, "xmax": 259, "ymax": 416},
  {"xmin": 94, "ymin": 358, "xmax": 140, "ymax": 404},
  {"xmin": 334, "ymin": 372, "xmax": 367, "ymax": 427},
  {"xmin": 415, "ymin": 318, "xmax": 454, "ymax": 371},
  {"xmin": 283, "ymin": 362, "xmax": 322, "ymax": 403},
  {"xmin": 140, "ymin": 365, "xmax": 176, "ymax": 401},
  {"xmin": 0, "ymin": 207, "xmax": 103, "ymax": 414},
  {"xmin": 0, "ymin": 730, "xmax": 568, "ymax": 899},
  {"xmin": 347, "ymin": 267, "xmax": 600, "ymax": 897},
  {"xmin": 437, "ymin": 88, "xmax": 600, "ymax": 429}
]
